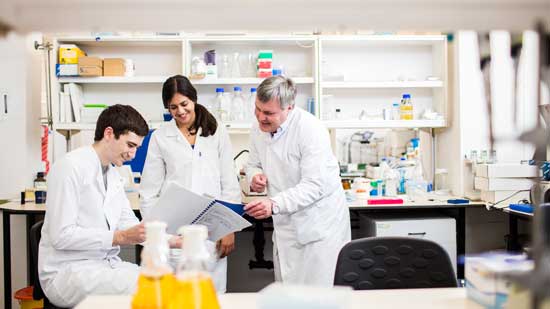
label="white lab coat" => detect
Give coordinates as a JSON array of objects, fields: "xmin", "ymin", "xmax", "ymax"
[
  {"xmin": 245, "ymin": 107, "xmax": 351, "ymax": 286},
  {"xmin": 140, "ymin": 120, "xmax": 241, "ymax": 292},
  {"xmin": 39, "ymin": 146, "xmax": 140, "ymax": 308}
]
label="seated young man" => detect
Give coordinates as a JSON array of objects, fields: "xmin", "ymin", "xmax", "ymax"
[{"xmin": 39, "ymin": 104, "xmax": 155, "ymax": 307}]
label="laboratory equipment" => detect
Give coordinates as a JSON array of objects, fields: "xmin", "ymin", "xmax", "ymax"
[
  {"xmin": 169, "ymin": 225, "xmax": 220, "ymax": 309},
  {"xmin": 400, "ymin": 94, "xmax": 413, "ymax": 120},
  {"xmin": 307, "ymin": 97, "xmax": 315, "ymax": 115},
  {"xmin": 231, "ymin": 52, "xmax": 241, "ymax": 78},
  {"xmin": 33, "ymin": 172, "xmax": 47, "ymax": 191},
  {"xmin": 247, "ymin": 88, "xmax": 257, "ymax": 121},
  {"xmin": 357, "ymin": 214, "xmax": 457, "ymax": 275},
  {"xmin": 132, "ymin": 221, "xmax": 175, "ymax": 309},
  {"xmin": 391, "ymin": 102, "xmax": 400, "ymax": 120},
  {"xmin": 190, "ymin": 56, "xmax": 207, "ymax": 79},
  {"xmin": 434, "ymin": 168, "xmax": 450, "ymax": 195},
  {"xmin": 219, "ymin": 54, "xmax": 230, "ymax": 78},
  {"xmin": 231, "ymin": 87, "xmax": 245, "ymax": 121},
  {"xmin": 322, "ymin": 95, "xmax": 335, "ymax": 120},
  {"xmin": 212, "ymin": 88, "xmax": 224, "ymax": 120}
]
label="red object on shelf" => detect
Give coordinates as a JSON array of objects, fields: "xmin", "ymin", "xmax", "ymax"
[{"xmin": 367, "ymin": 198, "xmax": 404, "ymax": 205}]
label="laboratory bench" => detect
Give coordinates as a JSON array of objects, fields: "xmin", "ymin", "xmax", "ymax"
[
  {"xmin": 1, "ymin": 193, "xmax": 485, "ymax": 309},
  {"xmin": 75, "ymin": 288, "xmax": 483, "ymax": 309}
]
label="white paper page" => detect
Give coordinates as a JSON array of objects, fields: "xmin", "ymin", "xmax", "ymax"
[
  {"xmin": 195, "ymin": 202, "xmax": 252, "ymax": 241},
  {"xmin": 146, "ymin": 182, "xmax": 213, "ymax": 234}
]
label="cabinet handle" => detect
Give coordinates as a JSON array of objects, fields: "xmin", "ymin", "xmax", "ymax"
[
  {"xmin": 408, "ymin": 232, "xmax": 427, "ymax": 236},
  {"xmin": 3, "ymin": 94, "xmax": 7, "ymax": 114}
]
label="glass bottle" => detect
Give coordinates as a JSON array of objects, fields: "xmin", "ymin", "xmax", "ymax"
[
  {"xmin": 132, "ymin": 221, "xmax": 175, "ymax": 309},
  {"xmin": 34, "ymin": 172, "xmax": 47, "ymax": 191},
  {"xmin": 399, "ymin": 94, "xmax": 413, "ymax": 120},
  {"xmin": 168, "ymin": 225, "xmax": 220, "ymax": 309}
]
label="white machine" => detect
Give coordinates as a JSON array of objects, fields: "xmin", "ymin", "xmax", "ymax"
[{"xmin": 357, "ymin": 214, "xmax": 457, "ymax": 276}]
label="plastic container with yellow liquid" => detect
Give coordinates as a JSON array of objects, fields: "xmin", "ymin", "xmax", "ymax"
[
  {"xmin": 132, "ymin": 221, "xmax": 175, "ymax": 309},
  {"xmin": 168, "ymin": 225, "xmax": 220, "ymax": 309},
  {"xmin": 399, "ymin": 93, "xmax": 414, "ymax": 120}
]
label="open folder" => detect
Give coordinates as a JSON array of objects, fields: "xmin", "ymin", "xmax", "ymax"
[{"xmin": 146, "ymin": 182, "xmax": 251, "ymax": 241}]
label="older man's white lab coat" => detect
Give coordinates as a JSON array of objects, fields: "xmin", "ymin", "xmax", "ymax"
[
  {"xmin": 246, "ymin": 107, "xmax": 351, "ymax": 286},
  {"xmin": 39, "ymin": 146, "xmax": 140, "ymax": 308},
  {"xmin": 140, "ymin": 120, "xmax": 241, "ymax": 292}
]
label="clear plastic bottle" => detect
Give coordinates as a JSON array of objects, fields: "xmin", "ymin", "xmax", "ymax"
[
  {"xmin": 400, "ymin": 94, "xmax": 413, "ymax": 120},
  {"xmin": 212, "ymin": 88, "xmax": 225, "ymax": 120},
  {"xmin": 391, "ymin": 102, "xmax": 400, "ymax": 120},
  {"xmin": 220, "ymin": 92, "xmax": 233, "ymax": 122},
  {"xmin": 230, "ymin": 52, "xmax": 241, "ymax": 78},
  {"xmin": 168, "ymin": 225, "xmax": 220, "ymax": 309},
  {"xmin": 132, "ymin": 221, "xmax": 175, "ymax": 309},
  {"xmin": 247, "ymin": 88, "xmax": 257, "ymax": 121},
  {"xmin": 231, "ymin": 86, "xmax": 245, "ymax": 121}
]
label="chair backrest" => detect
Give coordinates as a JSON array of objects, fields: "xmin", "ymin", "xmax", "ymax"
[
  {"xmin": 30, "ymin": 220, "xmax": 46, "ymax": 300},
  {"xmin": 334, "ymin": 236, "xmax": 458, "ymax": 290}
]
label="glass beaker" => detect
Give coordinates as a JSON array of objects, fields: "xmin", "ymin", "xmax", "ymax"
[{"xmin": 434, "ymin": 168, "xmax": 449, "ymax": 195}]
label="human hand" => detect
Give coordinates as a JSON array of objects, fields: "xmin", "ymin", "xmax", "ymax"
[
  {"xmin": 216, "ymin": 233, "xmax": 235, "ymax": 258},
  {"xmin": 250, "ymin": 174, "xmax": 267, "ymax": 193},
  {"xmin": 113, "ymin": 222, "xmax": 145, "ymax": 245},
  {"xmin": 244, "ymin": 199, "xmax": 273, "ymax": 219}
]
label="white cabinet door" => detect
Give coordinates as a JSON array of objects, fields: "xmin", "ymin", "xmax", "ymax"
[{"xmin": 0, "ymin": 34, "xmax": 28, "ymax": 198}]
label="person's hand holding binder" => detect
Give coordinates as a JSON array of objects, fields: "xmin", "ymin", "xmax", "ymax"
[
  {"xmin": 216, "ymin": 233, "xmax": 235, "ymax": 258},
  {"xmin": 250, "ymin": 174, "xmax": 268, "ymax": 193}
]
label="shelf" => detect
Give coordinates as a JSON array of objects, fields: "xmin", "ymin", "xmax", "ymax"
[
  {"xmin": 191, "ymin": 77, "xmax": 314, "ymax": 85},
  {"xmin": 321, "ymin": 81, "xmax": 443, "ymax": 89},
  {"xmin": 53, "ymin": 122, "xmax": 166, "ymax": 131},
  {"xmin": 324, "ymin": 119, "xmax": 446, "ymax": 129},
  {"xmin": 57, "ymin": 76, "xmax": 170, "ymax": 84},
  {"xmin": 53, "ymin": 121, "xmax": 252, "ymax": 132}
]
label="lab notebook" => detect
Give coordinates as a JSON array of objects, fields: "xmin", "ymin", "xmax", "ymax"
[{"xmin": 145, "ymin": 182, "xmax": 251, "ymax": 241}]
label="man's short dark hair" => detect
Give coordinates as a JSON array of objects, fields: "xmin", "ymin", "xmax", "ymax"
[{"xmin": 94, "ymin": 104, "xmax": 149, "ymax": 141}]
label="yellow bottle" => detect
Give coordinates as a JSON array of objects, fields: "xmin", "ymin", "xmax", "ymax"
[
  {"xmin": 400, "ymin": 93, "xmax": 414, "ymax": 120},
  {"xmin": 168, "ymin": 225, "xmax": 220, "ymax": 309},
  {"xmin": 132, "ymin": 222, "xmax": 174, "ymax": 309}
]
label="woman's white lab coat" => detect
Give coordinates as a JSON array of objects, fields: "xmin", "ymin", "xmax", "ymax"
[
  {"xmin": 39, "ymin": 146, "xmax": 140, "ymax": 307},
  {"xmin": 245, "ymin": 108, "xmax": 351, "ymax": 286},
  {"xmin": 140, "ymin": 120, "xmax": 241, "ymax": 292}
]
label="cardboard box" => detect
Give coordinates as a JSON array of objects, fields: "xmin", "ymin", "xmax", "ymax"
[
  {"xmin": 58, "ymin": 44, "xmax": 85, "ymax": 64},
  {"xmin": 474, "ymin": 177, "xmax": 535, "ymax": 191},
  {"xmin": 475, "ymin": 164, "xmax": 540, "ymax": 178},
  {"xmin": 481, "ymin": 190, "xmax": 530, "ymax": 203},
  {"xmin": 103, "ymin": 58, "xmax": 125, "ymax": 76},
  {"xmin": 78, "ymin": 56, "xmax": 103, "ymax": 76}
]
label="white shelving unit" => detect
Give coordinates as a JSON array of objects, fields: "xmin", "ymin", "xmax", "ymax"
[
  {"xmin": 44, "ymin": 34, "xmax": 447, "ymax": 161},
  {"xmin": 318, "ymin": 35, "xmax": 448, "ymax": 125},
  {"xmin": 184, "ymin": 36, "xmax": 318, "ymax": 122}
]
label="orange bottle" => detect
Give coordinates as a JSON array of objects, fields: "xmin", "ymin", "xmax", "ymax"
[
  {"xmin": 168, "ymin": 225, "xmax": 220, "ymax": 309},
  {"xmin": 132, "ymin": 222, "xmax": 175, "ymax": 309}
]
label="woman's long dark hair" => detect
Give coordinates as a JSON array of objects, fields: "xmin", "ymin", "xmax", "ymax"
[{"xmin": 162, "ymin": 75, "xmax": 218, "ymax": 137}]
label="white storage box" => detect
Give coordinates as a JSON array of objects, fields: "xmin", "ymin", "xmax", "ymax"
[
  {"xmin": 475, "ymin": 164, "xmax": 540, "ymax": 178},
  {"xmin": 481, "ymin": 190, "xmax": 530, "ymax": 203},
  {"xmin": 358, "ymin": 214, "xmax": 457, "ymax": 275},
  {"xmin": 466, "ymin": 253, "xmax": 532, "ymax": 309},
  {"xmin": 474, "ymin": 177, "xmax": 535, "ymax": 191}
]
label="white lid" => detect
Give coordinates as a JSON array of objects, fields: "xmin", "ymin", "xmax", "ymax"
[
  {"xmin": 145, "ymin": 221, "xmax": 167, "ymax": 246},
  {"xmin": 179, "ymin": 225, "xmax": 209, "ymax": 259},
  {"xmin": 435, "ymin": 168, "xmax": 448, "ymax": 174}
]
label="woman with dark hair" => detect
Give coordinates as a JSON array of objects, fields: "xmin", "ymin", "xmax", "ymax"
[{"xmin": 139, "ymin": 75, "xmax": 240, "ymax": 292}]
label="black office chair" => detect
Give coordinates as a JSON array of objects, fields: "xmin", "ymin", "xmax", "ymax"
[
  {"xmin": 30, "ymin": 220, "xmax": 68, "ymax": 309},
  {"xmin": 334, "ymin": 236, "xmax": 458, "ymax": 290}
]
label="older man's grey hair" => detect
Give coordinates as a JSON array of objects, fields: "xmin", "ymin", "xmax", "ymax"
[{"xmin": 256, "ymin": 76, "xmax": 297, "ymax": 109}]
